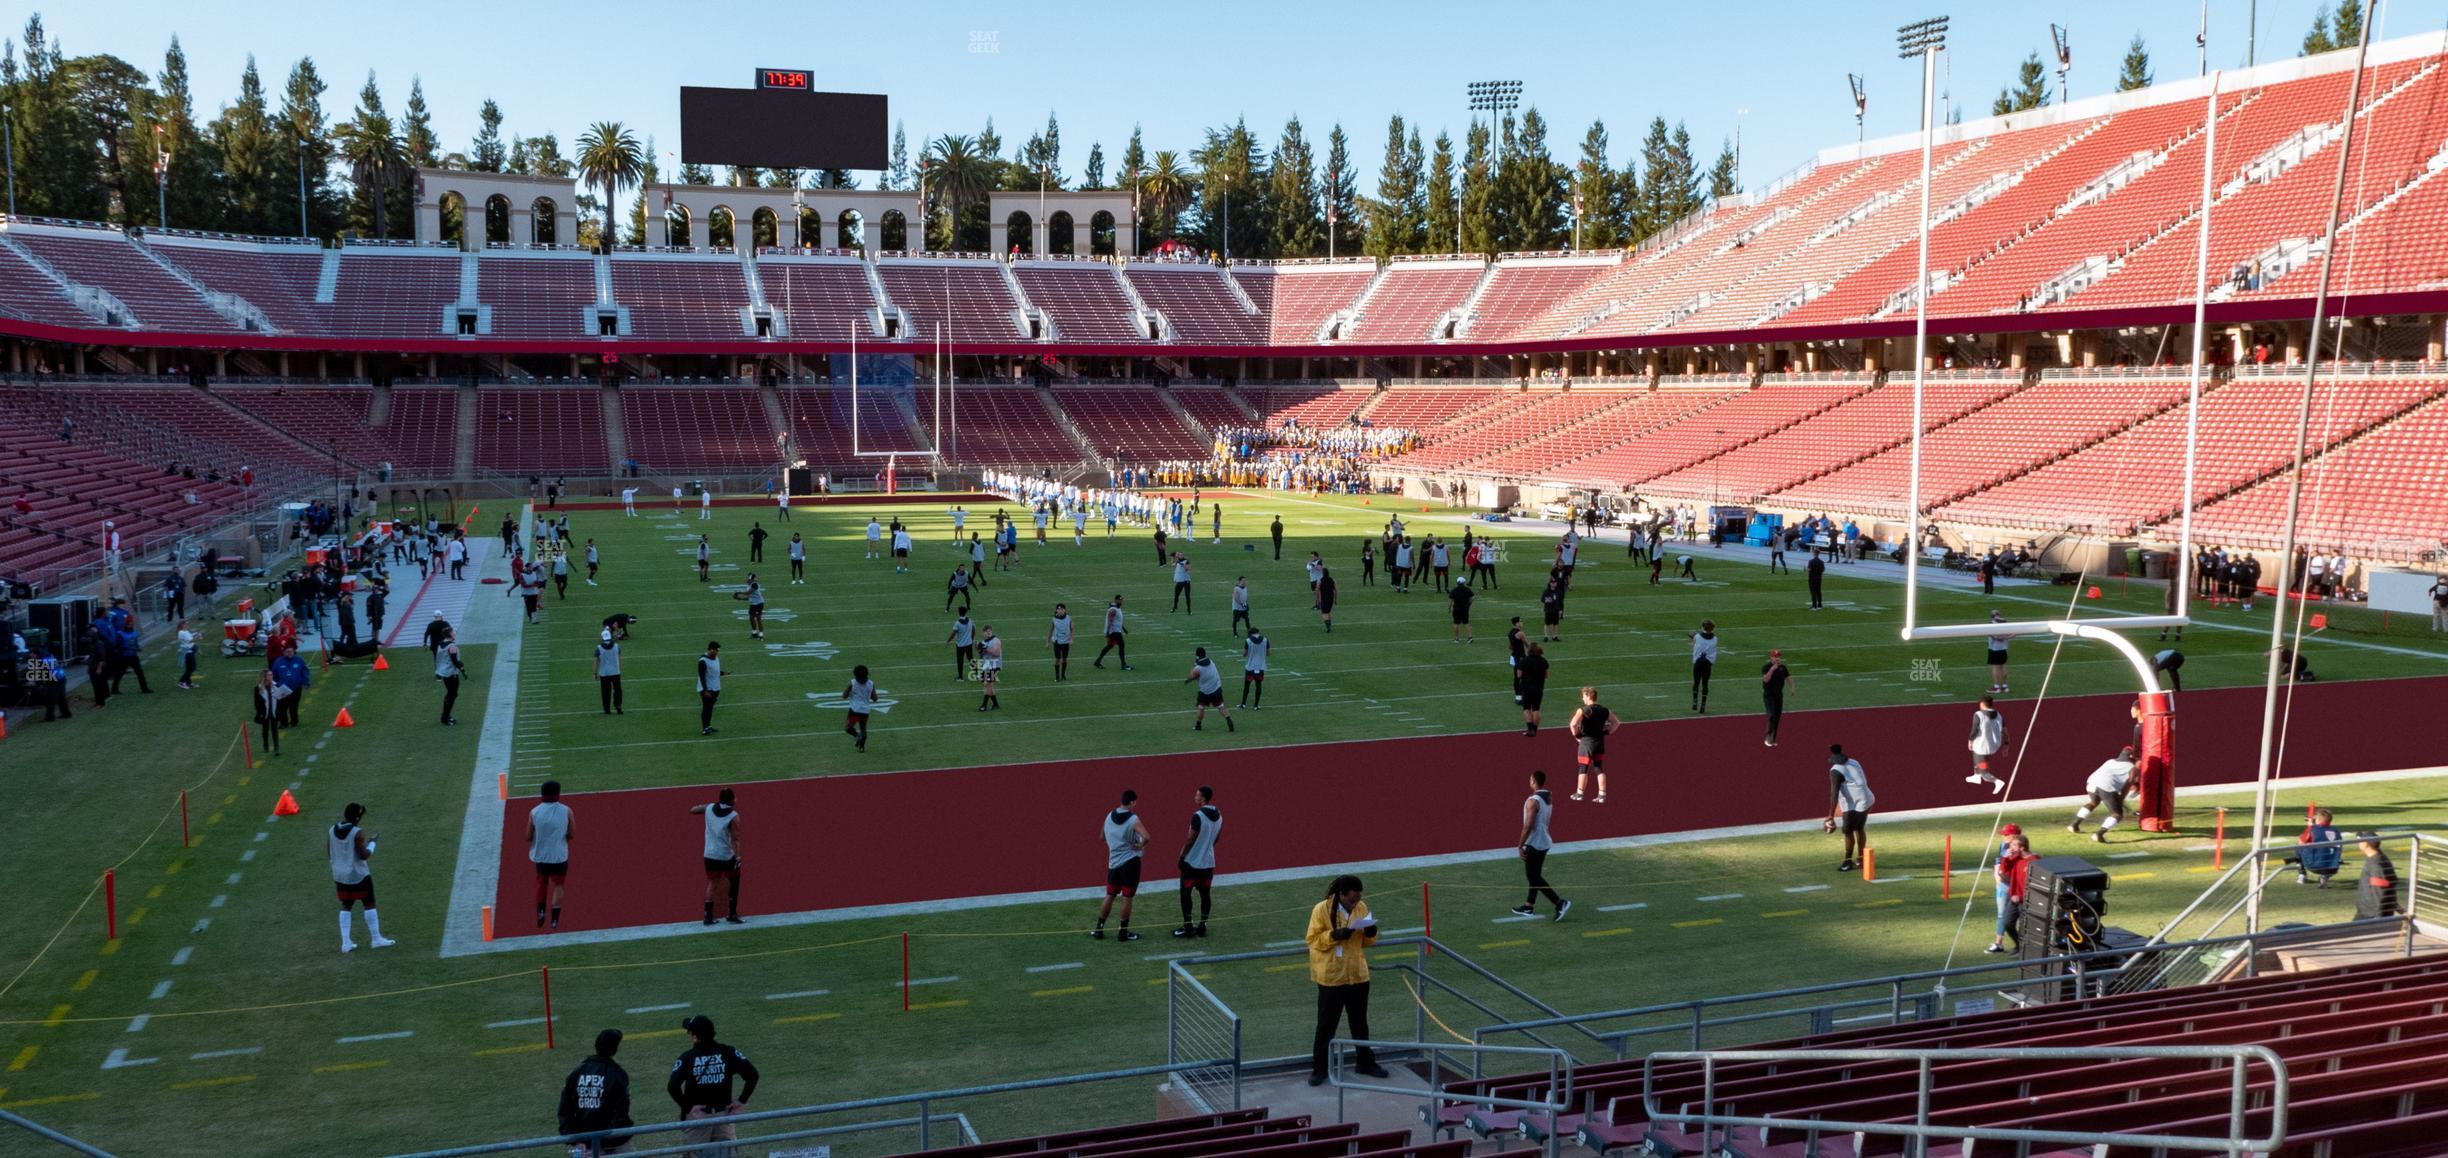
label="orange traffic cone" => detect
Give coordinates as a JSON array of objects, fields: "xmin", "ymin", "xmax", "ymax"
[
  {"xmin": 274, "ymin": 789, "xmax": 300, "ymax": 816},
  {"xmin": 2310, "ymin": 613, "xmax": 2329, "ymax": 631},
  {"xmin": 334, "ymin": 707, "xmax": 356, "ymax": 728},
  {"xmin": 2085, "ymin": 586, "xmax": 2102, "ymax": 599},
  {"xmin": 371, "ymin": 654, "xmax": 390, "ymax": 671}
]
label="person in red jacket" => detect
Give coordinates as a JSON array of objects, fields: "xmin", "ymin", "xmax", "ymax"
[{"xmin": 1985, "ymin": 829, "xmax": 2033, "ymax": 953}]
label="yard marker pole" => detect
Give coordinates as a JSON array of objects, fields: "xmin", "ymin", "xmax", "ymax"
[
  {"xmin": 1942, "ymin": 835, "xmax": 1952, "ymax": 900},
  {"xmin": 497, "ymin": 773, "xmax": 508, "ymax": 801},
  {"xmin": 1861, "ymin": 847, "xmax": 1875, "ymax": 882},
  {"xmin": 1421, "ymin": 882, "xmax": 1433, "ymax": 955},
  {"xmin": 540, "ymin": 966, "xmax": 555, "ymax": 1049},
  {"xmin": 481, "ymin": 905, "xmax": 494, "ymax": 942},
  {"xmin": 901, "ymin": 932, "xmax": 911, "ymax": 1012},
  {"xmin": 241, "ymin": 723, "xmax": 253, "ymax": 770},
  {"xmin": 103, "ymin": 870, "xmax": 117, "ymax": 941},
  {"xmin": 2214, "ymin": 807, "xmax": 2227, "ymax": 870},
  {"xmin": 180, "ymin": 791, "xmax": 190, "ymax": 848}
]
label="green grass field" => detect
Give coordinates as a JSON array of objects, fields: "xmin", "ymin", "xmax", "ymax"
[{"xmin": 3, "ymin": 492, "xmax": 2444, "ymax": 1155}]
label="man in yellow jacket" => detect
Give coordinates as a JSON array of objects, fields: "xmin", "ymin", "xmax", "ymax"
[{"xmin": 1305, "ymin": 874, "xmax": 1392, "ymax": 1086}]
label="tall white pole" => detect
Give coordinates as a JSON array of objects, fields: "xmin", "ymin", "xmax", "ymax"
[
  {"xmin": 2176, "ymin": 75, "xmax": 2221, "ymax": 627},
  {"xmin": 2247, "ymin": 1, "xmax": 2374, "ymax": 937},
  {"xmin": 1900, "ymin": 42, "xmax": 1939, "ymax": 639}
]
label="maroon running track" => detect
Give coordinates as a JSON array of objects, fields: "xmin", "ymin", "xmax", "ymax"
[{"xmin": 493, "ymin": 675, "xmax": 2448, "ymax": 937}]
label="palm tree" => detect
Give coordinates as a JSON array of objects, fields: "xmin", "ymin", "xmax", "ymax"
[
  {"xmin": 1142, "ymin": 151, "xmax": 1191, "ymax": 243},
  {"xmin": 333, "ymin": 116, "xmax": 409, "ymax": 237},
  {"xmin": 924, "ymin": 134, "xmax": 991, "ymax": 251},
  {"xmin": 576, "ymin": 122, "xmax": 645, "ymax": 252}
]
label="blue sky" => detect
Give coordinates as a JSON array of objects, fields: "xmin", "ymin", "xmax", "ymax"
[{"xmin": 20, "ymin": 0, "xmax": 2448, "ymax": 186}]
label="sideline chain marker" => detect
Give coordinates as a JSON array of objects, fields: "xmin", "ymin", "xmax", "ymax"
[
  {"xmin": 103, "ymin": 870, "xmax": 117, "ymax": 941},
  {"xmin": 539, "ymin": 966, "xmax": 555, "ymax": 1050}
]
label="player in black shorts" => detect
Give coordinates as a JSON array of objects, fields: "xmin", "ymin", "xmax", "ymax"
[
  {"xmin": 1516, "ymin": 643, "xmax": 1550, "ymax": 737},
  {"xmin": 1569, "ymin": 686, "xmax": 1616, "ymax": 802},
  {"xmin": 1508, "ymin": 617, "xmax": 1529, "ymax": 702}
]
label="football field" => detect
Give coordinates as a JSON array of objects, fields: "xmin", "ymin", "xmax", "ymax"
[{"xmin": 2, "ymin": 490, "xmax": 2445, "ymax": 1155}]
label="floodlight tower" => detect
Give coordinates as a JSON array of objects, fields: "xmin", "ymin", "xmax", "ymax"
[
  {"xmin": 2051, "ymin": 24, "xmax": 2073, "ymax": 104},
  {"xmin": 1462, "ymin": 80, "xmax": 1521, "ymax": 252},
  {"xmin": 1848, "ymin": 74, "xmax": 1867, "ymax": 143}
]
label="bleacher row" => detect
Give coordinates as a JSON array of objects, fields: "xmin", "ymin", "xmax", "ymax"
[
  {"xmin": 5, "ymin": 40, "xmax": 2446, "ymax": 351},
  {"xmin": 878, "ymin": 1109, "xmax": 1461, "ymax": 1158},
  {"xmin": 1429, "ymin": 951, "xmax": 2448, "ymax": 1157},
  {"xmin": 10, "ymin": 368, "xmax": 2448, "ymax": 586}
]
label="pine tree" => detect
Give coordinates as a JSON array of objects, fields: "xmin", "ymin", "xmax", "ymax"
[
  {"xmin": 156, "ymin": 37, "xmax": 221, "ymax": 230},
  {"xmin": 885, "ymin": 121, "xmax": 909, "ymax": 190},
  {"xmin": 213, "ymin": 55, "xmax": 275, "ymax": 232},
  {"xmin": 2328, "ymin": 0, "xmax": 2364, "ymax": 50},
  {"xmin": 1458, "ymin": 120, "xmax": 1495, "ymax": 255},
  {"xmin": 1705, "ymin": 138, "xmax": 1738, "ymax": 202},
  {"xmin": 1193, "ymin": 118, "xmax": 1263, "ymax": 258},
  {"xmin": 627, "ymin": 134, "xmax": 661, "ymax": 246},
  {"xmin": 334, "ymin": 71, "xmax": 408, "ymax": 237},
  {"xmin": 1424, "ymin": 131, "xmax": 1457, "ymax": 254},
  {"xmin": 2302, "ymin": 7, "xmax": 2334, "ymax": 54},
  {"xmin": 400, "ymin": 77, "xmax": 437, "ymax": 169},
  {"xmin": 1491, "ymin": 106, "xmax": 1565, "ymax": 251},
  {"xmin": 1365, "ymin": 114, "xmax": 1417, "ymax": 258},
  {"xmin": 1265, "ymin": 116, "xmax": 1319, "ymax": 258},
  {"xmin": 2115, "ymin": 34, "xmax": 2154, "ymax": 91},
  {"xmin": 1083, "ymin": 141, "xmax": 1105, "ymax": 190},
  {"xmin": 1572, "ymin": 120, "xmax": 1613, "ymax": 249},
  {"xmin": 1121, "ymin": 125, "xmax": 1145, "ymax": 189},
  {"xmin": 274, "ymin": 57, "xmax": 335, "ymax": 238},
  {"xmin": 1324, "ymin": 124, "xmax": 1360, "ymax": 256},
  {"xmin": 1634, "ymin": 117, "xmax": 1701, "ymax": 237},
  {"xmin": 1992, "ymin": 52, "xmax": 2051, "ymax": 115},
  {"xmin": 60, "ymin": 52, "xmax": 149, "ymax": 225},
  {"xmin": 472, "ymin": 99, "xmax": 505, "ymax": 172}
]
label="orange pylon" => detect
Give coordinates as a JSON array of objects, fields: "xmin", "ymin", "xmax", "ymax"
[
  {"xmin": 371, "ymin": 654, "xmax": 390, "ymax": 671},
  {"xmin": 333, "ymin": 707, "xmax": 356, "ymax": 728},
  {"xmin": 273, "ymin": 789, "xmax": 301, "ymax": 816}
]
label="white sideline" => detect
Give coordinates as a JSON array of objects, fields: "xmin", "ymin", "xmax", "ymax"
[{"xmin": 441, "ymin": 527, "xmax": 521, "ymax": 960}]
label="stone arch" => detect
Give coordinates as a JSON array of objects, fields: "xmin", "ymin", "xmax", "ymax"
[
  {"xmin": 1090, "ymin": 210, "xmax": 1118, "ymax": 257},
  {"xmin": 1005, "ymin": 210, "xmax": 1033, "ymax": 255},
  {"xmin": 880, "ymin": 210, "xmax": 910, "ymax": 253},
  {"xmin": 708, "ymin": 205, "xmax": 737, "ymax": 252},
  {"xmin": 665, "ymin": 203, "xmax": 694, "ymax": 249},
  {"xmin": 1048, "ymin": 211, "xmax": 1076, "ymax": 256},
  {"xmin": 797, "ymin": 205, "xmax": 821, "ymax": 249},
  {"xmin": 529, "ymin": 196, "xmax": 559, "ymax": 246},
  {"xmin": 482, "ymin": 194, "xmax": 513, "ymax": 246},
  {"xmin": 836, "ymin": 209, "xmax": 866, "ymax": 252},
  {"xmin": 750, "ymin": 206, "xmax": 780, "ymax": 251},
  {"xmin": 438, "ymin": 191, "xmax": 469, "ymax": 247}
]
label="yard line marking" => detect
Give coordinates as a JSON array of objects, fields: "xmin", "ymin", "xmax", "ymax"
[
  {"xmin": 1597, "ymin": 902, "xmax": 1648, "ymax": 913},
  {"xmin": 209, "ymin": 895, "xmax": 227, "ymax": 909},
  {"xmin": 1479, "ymin": 939, "xmax": 1532, "ymax": 950},
  {"xmin": 1491, "ymin": 913, "xmax": 1538, "ymax": 924},
  {"xmin": 125, "ymin": 1015, "xmax": 151, "ymax": 1034},
  {"xmin": 773, "ymin": 1013, "xmax": 841, "ymax": 1025},
  {"xmin": 100, "ymin": 1048, "xmax": 158, "ymax": 1070},
  {"xmin": 623, "ymin": 1003, "xmax": 690, "ymax": 1014},
  {"xmin": 224, "ymin": 873, "xmax": 242, "ymax": 886},
  {"xmin": 1384, "ymin": 926, "xmax": 1426, "ymax": 936},
  {"xmin": 1264, "ymin": 939, "xmax": 1305, "ymax": 948},
  {"xmin": 485, "ymin": 1017, "xmax": 554, "ymax": 1029},
  {"xmin": 335, "ymin": 1031, "xmax": 414, "ymax": 1044},
  {"xmin": 1671, "ymin": 919, "xmax": 1724, "ymax": 929},
  {"xmin": 190, "ymin": 920, "xmax": 210, "ymax": 934},
  {"xmin": 1264, "ymin": 963, "xmax": 1308, "ymax": 974},
  {"xmin": 0, "ymin": 1092, "xmax": 98, "ymax": 1110},
  {"xmin": 1761, "ymin": 910, "xmax": 1810, "ymax": 919},
  {"xmin": 170, "ymin": 1075, "xmax": 257, "ymax": 1090},
  {"xmin": 1024, "ymin": 962, "xmax": 1085, "ymax": 974},
  {"xmin": 124, "ymin": 907, "xmax": 146, "ymax": 928},
  {"xmin": 71, "ymin": 971, "xmax": 97, "ymax": 992},
  {"xmin": 99, "ymin": 940, "xmax": 120, "ymax": 956},
  {"xmin": 2107, "ymin": 851, "xmax": 2154, "ymax": 860},
  {"xmin": 1581, "ymin": 927, "xmax": 1635, "ymax": 939},
  {"xmin": 6, "ymin": 1047, "xmax": 36, "ymax": 1072},
  {"xmin": 240, "ymin": 850, "xmax": 256, "ymax": 863},
  {"xmin": 1855, "ymin": 898, "xmax": 1906, "ymax": 909},
  {"xmin": 907, "ymin": 1000, "xmax": 968, "ymax": 1011},
  {"xmin": 221, "ymin": 793, "xmax": 237, "ymax": 806},
  {"xmin": 1696, "ymin": 893, "xmax": 1744, "ymax": 902},
  {"xmin": 622, "ymin": 1029, "xmax": 685, "ymax": 1042},
  {"xmin": 252, "ymin": 832, "xmax": 268, "ymax": 843},
  {"xmin": 1869, "ymin": 875, "xmax": 1918, "ymax": 884},
  {"xmin": 170, "ymin": 947, "xmax": 192, "ymax": 967},
  {"xmin": 189, "ymin": 1047, "xmax": 263, "ymax": 1060},
  {"xmin": 1031, "ymin": 985, "xmax": 1095, "ymax": 998},
  {"xmin": 762, "ymin": 990, "xmax": 830, "ymax": 1001},
  {"xmin": 147, "ymin": 982, "xmax": 171, "ymax": 1001},
  {"xmin": 896, "ymin": 976, "xmax": 959, "ymax": 989},
  {"xmin": 2187, "ymin": 865, "xmax": 2222, "ymax": 873},
  {"xmin": 1141, "ymin": 952, "xmax": 1201, "ymax": 963},
  {"xmin": 1783, "ymin": 885, "xmax": 1831, "ymax": 893},
  {"xmin": 2185, "ymin": 844, "xmax": 2221, "ymax": 852},
  {"xmin": 145, "ymin": 885, "xmax": 164, "ymax": 901},
  {"xmin": 2112, "ymin": 872, "xmax": 2157, "ymax": 881},
  {"xmin": 314, "ymin": 1061, "xmax": 389, "ymax": 1074},
  {"xmin": 471, "ymin": 1043, "xmax": 552, "ymax": 1057}
]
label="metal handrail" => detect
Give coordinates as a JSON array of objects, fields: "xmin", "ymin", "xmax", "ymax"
[
  {"xmin": 384, "ymin": 1059, "xmax": 1227, "ymax": 1158},
  {"xmin": 1328, "ymin": 1038, "xmax": 1576, "ymax": 1158},
  {"xmin": 0, "ymin": 1109, "xmax": 115, "ymax": 1157},
  {"xmin": 1641, "ymin": 1044, "xmax": 2289, "ymax": 1156}
]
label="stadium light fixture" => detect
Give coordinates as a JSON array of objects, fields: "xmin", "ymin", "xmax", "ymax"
[
  {"xmin": 2051, "ymin": 23, "xmax": 2073, "ymax": 104},
  {"xmin": 3, "ymin": 103, "xmax": 14, "ymax": 218},
  {"xmin": 296, "ymin": 138, "xmax": 309, "ymax": 238},
  {"xmin": 1462, "ymin": 80, "xmax": 1522, "ymax": 252},
  {"xmin": 1848, "ymin": 74, "xmax": 1867, "ymax": 144}
]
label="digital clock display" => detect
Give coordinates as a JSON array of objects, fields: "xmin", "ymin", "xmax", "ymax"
[{"xmin": 757, "ymin": 68, "xmax": 812, "ymax": 91}]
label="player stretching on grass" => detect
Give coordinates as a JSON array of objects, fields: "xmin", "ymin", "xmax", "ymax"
[
  {"xmin": 1188, "ymin": 648, "xmax": 1237, "ymax": 732},
  {"xmin": 1094, "ymin": 596, "xmax": 1131, "ymax": 670},
  {"xmin": 1569, "ymin": 686, "xmax": 1616, "ymax": 802},
  {"xmin": 691, "ymin": 788, "xmax": 744, "ymax": 925},
  {"xmin": 1174, "ymin": 785, "xmax": 1222, "ymax": 938},
  {"xmin": 1240, "ymin": 629, "xmax": 1269, "ymax": 709},
  {"xmin": 1093, "ymin": 790, "xmax": 1149, "ymax": 942}
]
